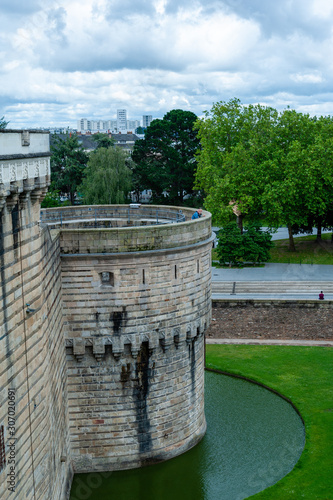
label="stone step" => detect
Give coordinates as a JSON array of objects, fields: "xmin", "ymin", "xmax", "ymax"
[{"xmin": 212, "ymin": 281, "xmax": 333, "ymax": 294}]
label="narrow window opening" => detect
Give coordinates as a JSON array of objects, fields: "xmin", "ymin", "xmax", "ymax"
[
  {"xmin": 100, "ymin": 271, "xmax": 114, "ymax": 286},
  {"xmin": 142, "ymin": 269, "xmax": 145, "ymax": 285},
  {"xmin": 174, "ymin": 265, "xmax": 177, "ymax": 279},
  {"xmin": 197, "ymin": 260, "xmax": 200, "ymax": 273}
]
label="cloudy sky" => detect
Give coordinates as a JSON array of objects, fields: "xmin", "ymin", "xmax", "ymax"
[{"xmin": 1, "ymin": 0, "xmax": 333, "ymax": 128}]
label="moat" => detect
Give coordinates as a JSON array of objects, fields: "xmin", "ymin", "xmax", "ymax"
[{"xmin": 70, "ymin": 370, "xmax": 305, "ymax": 500}]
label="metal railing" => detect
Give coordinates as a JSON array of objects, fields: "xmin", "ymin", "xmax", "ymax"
[{"xmin": 40, "ymin": 206, "xmax": 186, "ymax": 227}]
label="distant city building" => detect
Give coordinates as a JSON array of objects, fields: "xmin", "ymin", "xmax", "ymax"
[
  {"xmin": 127, "ymin": 120, "xmax": 140, "ymax": 131},
  {"xmin": 143, "ymin": 115, "xmax": 152, "ymax": 128},
  {"xmin": 110, "ymin": 133, "xmax": 140, "ymax": 152},
  {"xmin": 117, "ymin": 109, "xmax": 127, "ymax": 131},
  {"xmin": 77, "ymin": 112, "xmax": 155, "ymax": 133},
  {"xmin": 77, "ymin": 118, "xmax": 92, "ymax": 132}
]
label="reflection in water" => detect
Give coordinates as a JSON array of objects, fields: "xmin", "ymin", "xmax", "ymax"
[{"xmin": 70, "ymin": 371, "xmax": 305, "ymax": 500}]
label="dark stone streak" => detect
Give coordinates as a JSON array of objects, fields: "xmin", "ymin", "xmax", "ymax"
[
  {"xmin": 133, "ymin": 342, "xmax": 152, "ymax": 456},
  {"xmin": 112, "ymin": 307, "xmax": 127, "ymax": 334},
  {"xmin": 189, "ymin": 340, "xmax": 196, "ymax": 398}
]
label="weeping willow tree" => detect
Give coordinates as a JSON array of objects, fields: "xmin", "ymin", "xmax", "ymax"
[{"xmin": 79, "ymin": 147, "xmax": 132, "ymax": 205}]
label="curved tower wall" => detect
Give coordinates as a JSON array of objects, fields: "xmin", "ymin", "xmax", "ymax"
[{"xmin": 59, "ymin": 208, "xmax": 212, "ymax": 472}]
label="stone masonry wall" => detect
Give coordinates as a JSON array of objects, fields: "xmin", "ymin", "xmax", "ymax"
[
  {"xmin": 0, "ymin": 176, "xmax": 72, "ymax": 498},
  {"xmin": 62, "ymin": 224, "xmax": 212, "ymax": 471}
]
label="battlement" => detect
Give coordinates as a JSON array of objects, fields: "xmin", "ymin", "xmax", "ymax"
[{"xmin": 0, "ymin": 130, "xmax": 50, "ymax": 209}]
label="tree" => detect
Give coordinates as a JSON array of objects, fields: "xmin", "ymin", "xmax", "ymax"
[
  {"xmin": 242, "ymin": 222, "xmax": 273, "ymax": 263},
  {"xmin": 41, "ymin": 189, "xmax": 62, "ymax": 208},
  {"xmin": 50, "ymin": 134, "xmax": 88, "ymax": 205},
  {"xmin": 260, "ymin": 111, "xmax": 331, "ymax": 250},
  {"xmin": 132, "ymin": 109, "xmax": 200, "ymax": 205},
  {"xmin": 93, "ymin": 133, "xmax": 115, "ymax": 149},
  {"xmin": 79, "ymin": 147, "xmax": 132, "ymax": 205},
  {"xmin": 216, "ymin": 222, "xmax": 244, "ymax": 267},
  {"xmin": 194, "ymin": 99, "xmax": 278, "ymax": 231},
  {"xmin": 216, "ymin": 221, "xmax": 272, "ymax": 267},
  {"xmin": 195, "ymin": 99, "xmax": 333, "ymax": 251},
  {"xmin": 0, "ymin": 116, "xmax": 9, "ymax": 129}
]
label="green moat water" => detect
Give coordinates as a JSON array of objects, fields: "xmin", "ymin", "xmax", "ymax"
[{"xmin": 70, "ymin": 371, "xmax": 305, "ymax": 500}]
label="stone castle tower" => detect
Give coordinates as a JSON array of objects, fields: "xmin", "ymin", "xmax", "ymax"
[{"xmin": 0, "ymin": 131, "xmax": 212, "ymax": 499}]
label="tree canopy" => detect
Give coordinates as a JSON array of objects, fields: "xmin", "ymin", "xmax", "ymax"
[
  {"xmin": 132, "ymin": 109, "xmax": 200, "ymax": 205},
  {"xmin": 195, "ymin": 99, "xmax": 333, "ymax": 250},
  {"xmin": 216, "ymin": 221, "xmax": 272, "ymax": 267},
  {"xmin": 50, "ymin": 134, "xmax": 88, "ymax": 205},
  {"xmin": 93, "ymin": 132, "xmax": 115, "ymax": 149},
  {"xmin": 79, "ymin": 147, "xmax": 132, "ymax": 205}
]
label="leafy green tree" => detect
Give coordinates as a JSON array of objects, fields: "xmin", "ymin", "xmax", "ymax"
[
  {"xmin": 216, "ymin": 222, "xmax": 244, "ymax": 267},
  {"xmin": 195, "ymin": 99, "xmax": 333, "ymax": 251},
  {"xmin": 79, "ymin": 147, "xmax": 132, "ymax": 205},
  {"xmin": 261, "ymin": 113, "xmax": 333, "ymax": 249},
  {"xmin": 0, "ymin": 116, "xmax": 9, "ymax": 129},
  {"xmin": 242, "ymin": 222, "xmax": 273, "ymax": 263},
  {"xmin": 216, "ymin": 221, "xmax": 272, "ymax": 267},
  {"xmin": 195, "ymin": 99, "xmax": 278, "ymax": 231},
  {"xmin": 50, "ymin": 134, "xmax": 88, "ymax": 205},
  {"xmin": 41, "ymin": 189, "xmax": 62, "ymax": 208},
  {"xmin": 93, "ymin": 133, "xmax": 115, "ymax": 149},
  {"xmin": 132, "ymin": 109, "xmax": 200, "ymax": 205}
]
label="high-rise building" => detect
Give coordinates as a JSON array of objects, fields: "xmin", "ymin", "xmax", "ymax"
[
  {"xmin": 127, "ymin": 120, "xmax": 140, "ymax": 131},
  {"xmin": 77, "ymin": 118, "xmax": 92, "ymax": 132},
  {"xmin": 117, "ymin": 109, "xmax": 127, "ymax": 131},
  {"xmin": 143, "ymin": 115, "xmax": 152, "ymax": 128}
]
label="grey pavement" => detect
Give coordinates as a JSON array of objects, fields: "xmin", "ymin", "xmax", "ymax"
[
  {"xmin": 211, "ymin": 263, "xmax": 333, "ymax": 300},
  {"xmin": 212, "ymin": 263, "xmax": 333, "ymax": 281}
]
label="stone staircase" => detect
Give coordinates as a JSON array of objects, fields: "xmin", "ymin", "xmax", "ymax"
[{"xmin": 212, "ymin": 281, "xmax": 333, "ymax": 295}]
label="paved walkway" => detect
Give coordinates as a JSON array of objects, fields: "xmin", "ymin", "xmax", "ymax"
[
  {"xmin": 211, "ymin": 263, "xmax": 333, "ymax": 300},
  {"xmin": 206, "ymin": 338, "xmax": 333, "ymax": 346},
  {"xmin": 212, "ymin": 263, "xmax": 333, "ymax": 282}
]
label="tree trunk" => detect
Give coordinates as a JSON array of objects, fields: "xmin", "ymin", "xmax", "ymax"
[
  {"xmin": 316, "ymin": 221, "xmax": 322, "ymax": 241},
  {"xmin": 288, "ymin": 225, "xmax": 296, "ymax": 252},
  {"xmin": 237, "ymin": 215, "xmax": 243, "ymax": 234}
]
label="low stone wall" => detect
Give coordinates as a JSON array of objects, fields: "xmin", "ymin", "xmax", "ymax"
[{"xmin": 207, "ymin": 300, "xmax": 333, "ymax": 340}]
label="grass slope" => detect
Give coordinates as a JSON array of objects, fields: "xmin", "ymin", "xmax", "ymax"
[{"xmin": 205, "ymin": 344, "xmax": 333, "ymax": 499}]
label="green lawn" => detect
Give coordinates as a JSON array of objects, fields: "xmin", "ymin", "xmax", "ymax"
[
  {"xmin": 205, "ymin": 345, "xmax": 333, "ymax": 499},
  {"xmin": 212, "ymin": 233, "xmax": 333, "ymax": 266},
  {"xmin": 269, "ymin": 233, "xmax": 333, "ymax": 265}
]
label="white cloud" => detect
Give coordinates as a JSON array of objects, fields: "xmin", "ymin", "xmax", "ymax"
[{"xmin": 1, "ymin": 0, "xmax": 333, "ymax": 128}]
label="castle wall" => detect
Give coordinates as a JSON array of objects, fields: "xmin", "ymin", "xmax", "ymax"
[
  {"xmin": 1, "ymin": 130, "xmax": 212, "ymax": 495},
  {"xmin": 0, "ymin": 133, "xmax": 72, "ymax": 500},
  {"xmin": 60, "ymin": 214, "xmax": 212, "ymax": 471}
]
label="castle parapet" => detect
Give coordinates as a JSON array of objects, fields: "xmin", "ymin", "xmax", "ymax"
[{"xmin": 0, "ymin": 130, "xmax": 50, "ymax": 207}]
